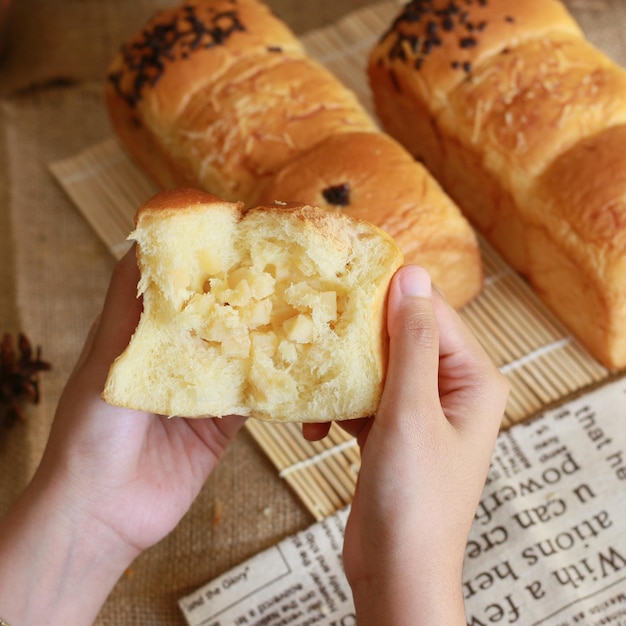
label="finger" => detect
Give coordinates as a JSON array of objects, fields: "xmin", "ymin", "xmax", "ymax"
[
  {"xmin": 338, "ymin": 417, "xmax": 372, "ymax": 450},
  {"xmin": 85, "ymin": 246, "xmax": 142, "ymax": 383},
  {"xmin": 432, "ymin": 290, "xmax": 509, "ymax": 434},
  {"xmin": 69, "ymin": 314, "xmax": 101, "ymax": 379},
  {"xmin": 433, "ymin": 290, "xmax": 492, "ymax": 376},
  {"xmin": 376, "ymin": 265, "xmax": 441, "ymax": 431},
  {"xmin": 187, "ymin": 414, "xmax": 249, "ymax": 460},
  {"xmin": 302, "ymin": 418, "xmax": 372, "ymax": 455},
  {"xmin": 302, "ymin": 422, "xmax": 331, "ymax": 441},
  {"xmin": 216, "ymin": 414, "xmax": 249, "ymax": 440}
]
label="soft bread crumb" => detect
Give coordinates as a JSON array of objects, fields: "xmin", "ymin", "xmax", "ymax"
[{"xmin": 102, "ymin": 189, "xmax": 403, "ymax": 422}]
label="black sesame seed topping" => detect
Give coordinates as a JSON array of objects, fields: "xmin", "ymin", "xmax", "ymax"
[
  {"xmin": 322, "ymin": 183, "xmax": 351, "ymax": 207},
  {"xmin": 442, "ymin": 17, "xmax": 454, "ymax": 31},
  {"xmin": 459, "ymin": 36, "xmax": 477, "ymax": 48},
  {"xmin": 377, "ymin": 0, "xmax": 531, "ymax": 80},
  {"xmin": 389, "ymin": 68, "xmax": 401, "ymax": 92},
  {"xmin": 381, "ymin": 0, "xmax": 496, "ymax": 73},
  {"xmin": 108, "ymin": 6, "xmax": 246, "ymax": 107}
]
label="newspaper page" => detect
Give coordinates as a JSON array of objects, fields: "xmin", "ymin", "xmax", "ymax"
[{"xmin": 179, "ymin": 377, "xmax": 626, "ymax": 626}]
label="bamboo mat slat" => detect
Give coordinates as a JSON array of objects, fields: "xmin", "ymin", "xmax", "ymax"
[{"xmin": 50, "ymin": 0, "xmax": 613, "ymax": 521}]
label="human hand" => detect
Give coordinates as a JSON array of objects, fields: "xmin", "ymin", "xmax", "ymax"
[
  {"xmin": 304, "ymin": 265, "xmax": 509, "ymax": 625},
  {"xmin": 44, "ymin": 246, "xmax": 247, "ymax": 555},
  {"xmin": 0, "ymin": 248, "xmax": 247, "ymax": 625}
]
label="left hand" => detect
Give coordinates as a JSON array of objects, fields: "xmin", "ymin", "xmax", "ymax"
[
  {"xmin": 42, "ymin": 246, "xmax": 248, "ymax": 555},
  {"xmin": 0, "ymin": 247, "xmax": 247, "ymax": 626}
]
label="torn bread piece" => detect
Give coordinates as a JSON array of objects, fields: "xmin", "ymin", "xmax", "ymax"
[{"xmin": 102, "ymin": 188, "xmax": 404, "ymax": 422}]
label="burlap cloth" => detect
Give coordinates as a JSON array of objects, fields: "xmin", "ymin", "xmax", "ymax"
[{"xmin": 1, "ymin": 1, "xmax": 625, "ymax": 624}]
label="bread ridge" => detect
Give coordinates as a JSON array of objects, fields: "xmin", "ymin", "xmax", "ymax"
[
  {"xmin": 102, "ymin": 188, "xmax": 404, "ymax": 423},
  {"xmin": 369, "ymin": 0, "xmax": 626, "ymax": 369},
  {"xmin": 105, "ymin": 0, "xmax": 483, "ymax": 309}
]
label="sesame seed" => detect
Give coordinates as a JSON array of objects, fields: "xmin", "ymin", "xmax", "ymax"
[{"xmin": 459, "ymin": 36, "xmax": 478, "ymax": 48}]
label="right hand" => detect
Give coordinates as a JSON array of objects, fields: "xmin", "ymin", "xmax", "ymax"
[{"xmin": 305, "ymin": 265, "xmax": 509, "ymax": 625}]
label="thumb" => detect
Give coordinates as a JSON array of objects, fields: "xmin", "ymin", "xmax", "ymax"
[
  {"xmin": 74, "ymin": 246, "xmax": 142, "ymax": 391},
  {"xmin": 377, "ymin": 266, "xmax": 441, "ymax": 433}
]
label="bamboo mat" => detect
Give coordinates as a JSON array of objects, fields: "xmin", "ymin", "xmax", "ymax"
[{"xmin": 50, "ymin": 0, "xmax": 612, "ymax": 521}]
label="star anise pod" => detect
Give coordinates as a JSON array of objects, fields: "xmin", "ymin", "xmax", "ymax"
[{"xmin": 0, "ymin": 332, "xmax": 51, "ymax": 429}]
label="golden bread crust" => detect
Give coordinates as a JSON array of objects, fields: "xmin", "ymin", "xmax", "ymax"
[
  {"xmin": 106, "ymin": 0, "xmax": 303, "ymax": 123},
  {"xmin": 105, "ymin": 0, "xmax": 374, "ymax": 204},
  {"xmin": 370, "ymin": 0, "xmax": 581, "ymax": 112}
]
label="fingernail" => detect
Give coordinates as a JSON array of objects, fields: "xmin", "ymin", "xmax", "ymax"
[{"xmin": 399, "ymin": 266, "xmax": 432, "ymax": 297}]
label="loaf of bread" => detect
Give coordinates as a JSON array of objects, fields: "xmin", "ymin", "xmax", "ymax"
[
  {"xmin": 369, "ymin": 0, "xmax": 626, "ymax": 369},
  {"xmin": 105, "ymin": 0, "xmax": 482, "ymax": 308},
  {"xmin": 102, "ymin": 188, "xmax": 404, "ymax": 422}
]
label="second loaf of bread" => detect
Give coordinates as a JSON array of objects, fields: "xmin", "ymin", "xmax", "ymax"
[
  {"xmin": 369, "ymin": 0, "xmax": 626, "ymax": 369},
  {"xmin": 102, "ymin": 189, "xmax": 404, "ymax": 422}
]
